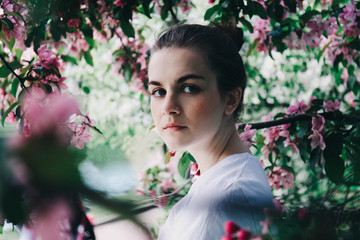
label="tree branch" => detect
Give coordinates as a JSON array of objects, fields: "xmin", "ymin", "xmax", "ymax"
[
  {"xmin": 238, "ymin": 112, "xmax": 360, "ymax": 130},
  {"xmin": 168, "ymin": 1, "xmax": 179, "ymax": 24},
  {"xmin": 0, "ymin": 53, "xmax": 29, "ymax": 92}
]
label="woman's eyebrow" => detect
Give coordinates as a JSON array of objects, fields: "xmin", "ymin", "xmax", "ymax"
[
  {"xmin": 177, "ymin": 74, "xmax": 205, "ymax": 83},
  {"xmin": 148, "ymin": 81, "xmax": 161, "ymax": 86},
  {"xmin": 148, "ymin": 74, "xmax": 205, "ymax": 86}
]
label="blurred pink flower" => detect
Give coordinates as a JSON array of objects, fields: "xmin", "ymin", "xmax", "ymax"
[
  {"xmin": 161, "ymin": 178, "xmax": 175, "ymax": 192},
  {"xmin": 341, "ymin": 68, "xmax": 349, "ymax": 86},
  {"xmin": 37, "ymin": 45, "xmax": 61, "ymax": 70},
  {"xmin": 5, "ymin": 111, "xmax": 16, "ymax": 125},
  {"xmin": 267, "ymin": 167, "xmax": 294, "ymax": 190},
  {"xmin": 239, "ymin": 124, "xmax": 257, "ymax": 148},
  {"xmin": 308, "ymin": 130, "xmax": 326, "ymax": 150},
  {"xmin": 114, "ymin": 0, "xmax": 125, "ymax": 7},
  {"xmin": 264, "ymin": 126, "xmax": 280, "ymax": 145},
  {"xmin": 26, "ymin": 200, "xmax": 72, "ymax": 240},
  {"xmin": 209, "ymin": 0, "xmax": 215, "ymax": 4},
  {"xmin": 178, "ymin": 0, "xmax": 193, "ymax": 13},
  {"xmin": 22, "ymin": 94, "xmax": 79, "ymax": 137},
  {"xmin": 287, "ymin": 100, "xmax": 310, "ymax": 114},
  {"xmin": 251, "ymin": 18, "xmax": 270, "ymax": 53},
  {"xmin": 344, "ymin": 91, "xmax": 355, "ymax": 108},
  {"xmin": 311, "ymin": 115, "xmax": 325, "ymax": 132},
  {"xmin": 324, "ymin": 99, "xmax": 339, "ymax": 112},
  {"xmin": 67, "ymin": 18, "xmax": 80, "ymax": 29},
  {"xmin": 261, "ymin": 112, "xmax": 272, "ymax": 122},
  {"xmin": 283, "ymin": 137, "xmax": 299, "ymax": 154},
  {"xmin": 339, "ymin": 2, "xmax": 360, "ymax": 38}
]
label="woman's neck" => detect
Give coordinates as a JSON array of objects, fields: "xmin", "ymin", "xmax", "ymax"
[{"xmin": 188, "ymin": 122, "xmax": 250, "ymax": 174}]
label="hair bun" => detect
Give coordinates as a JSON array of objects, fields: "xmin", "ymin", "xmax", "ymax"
[{"xmin": 211, "ymin": 22, "xmax": 245, "ymax": 51}]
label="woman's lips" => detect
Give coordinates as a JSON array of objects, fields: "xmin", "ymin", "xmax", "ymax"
[{"xmin": 163, "ymin": 123, "xmax": 187, "ymax": 131}]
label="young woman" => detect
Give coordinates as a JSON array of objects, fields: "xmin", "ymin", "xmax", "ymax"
[{"xmin": 148, "ymin": 24, "xmax": 274, "ymax": 240}]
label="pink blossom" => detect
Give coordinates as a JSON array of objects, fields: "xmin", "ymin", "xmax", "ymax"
[
  {"xmin": 22, "ymin": 94, "xmax": 79, "ymax": 138},
  {"xmin": 261, "ymin": 112, "xmax": 272, "ymax": 122},
  {"xmin": 251, "ymin": 18, "xmax": 270, "ymax": 53},
  {"xmin": 209, "ymin": 0, "xmax": 215, "ymax": 4},
  {"xmin": 178, "ymin": 0, "xmax": 193, "ymax": 13},
  {"xmin": 283, "ymin": 137, "xmax": 299, "ymax": 154},
  {"xmin": 345, "ymin": 91, "xmax": 355, "ymax": 108},
  {"xmin": 5, "ymin": 111, "xmax": 16, "ymax": 125},
  {"xmin": 267, "ymin": 166, "xmax": 294, "ymax": 190},
  {"xmin": 160, "ymin": 178, "xmax": 175, "ymax": 192},
  {"xmin": 37, "ymin": 45, "xmax": 61, "ymax": 70},
  {"xmin": 308, "ymin": 130, "xmax": 326, "ymax": 150},
  {"xmin": 287, "ymin": 100, "xmax": 310, "ymax": 114},
  {"xmin": 114, "ymin": 0, "xmax": 125, "ymax": 7},
  {"xmin": 68, "ymin": 113, "xmax": 95, "ymax": 149},
  {"xmin": 154, "ymin": 196, "xmax": 169, "ymax": 208},
  {"xmin": 67, "ymin": 18, "xmax": 80, "ymax": 29},
  {"xmin": 261, "ymin": 144, "xmax": 276, "ymax": 161},
  {"xmin": 341, "ymin": 68, "xmax": 349, "ymax": 86},
  {"xmin": 26, "ymin": 200, "xmax": 73, "ymax": 240},
  {"xmin": 239, "ymin": 124, "xmax": 257, "ymax": 148},
  {"xmin": 324, "ymin": 99, "xmax": 340, "ymax": 112},
  {"xmin": 264, "ymin": 126, "xmax": 280, "ymax": 145},
  {"xmin": 338, "ymin": 2, "xmax": 360, "ymax": 38},
  {"xmin": 311, "ymin": 115, "xmax": 325, "ymax": 132},
  {"xmin": 190, "ymin": 162, "xmax": 200, "ymax": 182},
  {"xmin": 190, "ymin": 162, "xmax": 200, "ymax": 176}
]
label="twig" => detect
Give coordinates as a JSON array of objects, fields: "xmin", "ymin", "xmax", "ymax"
[
  {"xmin": 0, "ymin": 53, "xmax": 29, "ymax": 92},
  {"xmin": 168, "ymin": 1, "xmax": 179, "ymax": 24},
  {"xmin": 237, "ymin": 112, "xmax": 360, "ymax": 130}
]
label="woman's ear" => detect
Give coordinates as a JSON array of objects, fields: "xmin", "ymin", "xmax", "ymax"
[{"xmin": 224, "ymin": 88, "xmax": 242, "ymax": 115}]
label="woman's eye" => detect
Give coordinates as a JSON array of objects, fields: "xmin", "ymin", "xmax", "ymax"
[
  {"xmin": 183, "ymin": 85, "xmax": 200, "ymax": 94},
  {"xmin": 151, "ymin": 88, "xmax": 166, "ymax": 97}
]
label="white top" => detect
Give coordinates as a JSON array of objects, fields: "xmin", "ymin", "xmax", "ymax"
[{"xmin": 157, "ymin": 153, "xmax": 274, "ymax": 240}]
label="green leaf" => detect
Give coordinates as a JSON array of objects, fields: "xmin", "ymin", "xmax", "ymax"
[
  {"xmin": 120, "ymin": 20, "xmax": 135, "ymax": 38},
  {"xmin": 160, "ymin": 1, "xmax": 170, "ymax": 20},
  {"xmin": 0, "ymin": 60, "xmax": 23, "ymax": 78},
  {"xmin": 297, "ymin": 123, "xmax": 309, "ymax": 139},
  {"xmin": 83, "ymin": 86, "xmax": 90, "ymax": 94},
  {"xmin": 300, "ymin": 10, "xmax": 319, "ymax": 23},
  {"xmin": 311, "ymin": 98, "xmax": 324, "ymax": 107},
  {"xmin": 253, "ymin": 2, "xmax": 268, "ymax": 19},
  {"xmin": 284, "ymin": 0, "xmax": 297, "ymax": 13},
  {"xmin": 61, "ymin": 55, "xmax": 78, "ymax": 65},
  {"xmin": 333, "ymin": 53, "xmax": 343, "ymax": 71},
  {"xmin": 299, "ymin": 138, "xmax": 309, "ymax": 162},
  {"xmin": 324, "ymin": 133, "xmax": 343, "ymax": 157},
  {"xmin": 1, "ymin": 101, "xmax": 19, "ymax": 127},
  {"xmin": 10, "ymin": 78, "xmax": 19, "ymax": 97},
  {"xmin": 349, "ymin": 39, "xmax": 360, "ymax": 51},
  {"xmin": 204, "ymin": 4, "xmax": 220, "ymax": 20},
  {"xmin": 309, "ymin": 147, "xmax": 321, "ymax": 173},
  {"xmin": 239, "ymin": 18, "xmax": 253, "ymax": 33},
  {"xmin": 324, "ymin": 155, "xmax": 344, "ymax": 184},
  {"xmin": 83, "ymin": 51, "xmax": 93, "ymax": 66},
  {"xmin": 123, "ymin": 66, "xmax": 133, "ymax": 82},
  {"xmin": 178, "ymin": 152, "xmax": 193, "ymax": 179},
  {"xmin": 81, "ymin": 24, "xmax": 93, "ymax": 39},
  {"xmin": 141, "ymin": 0, "xmax": 152, "ymax": 18},
  {"xmin": 1, "ymin": 18, "xmax": 14, "ymax": 30}
]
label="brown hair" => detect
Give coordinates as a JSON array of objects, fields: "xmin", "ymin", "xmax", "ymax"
[{"xmin": 151, "ymin": 24, "xmax": 247, "ymax": 120}]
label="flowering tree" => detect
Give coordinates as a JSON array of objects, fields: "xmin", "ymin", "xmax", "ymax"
[{"xmin": 0, "ymin": 0, "xmax": 359, "ymax": 239}]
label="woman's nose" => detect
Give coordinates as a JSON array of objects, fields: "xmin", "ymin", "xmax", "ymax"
[{"xmin": 163, "ymin": 93, "xmax": 181, "ymax": 116}]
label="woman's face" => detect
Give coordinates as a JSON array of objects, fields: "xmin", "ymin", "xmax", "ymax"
[{"xmin": 148, "ymin": 47, "xmax": 228, "ymax": 150}]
